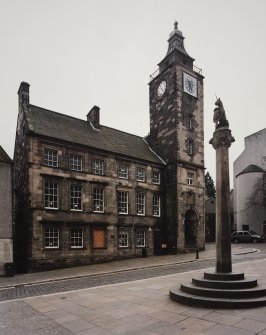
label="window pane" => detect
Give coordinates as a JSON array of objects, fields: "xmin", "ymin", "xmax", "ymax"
[
  {"xmin": 136, "ymin": 230, "xmax": 145, "ymax": 247},
  {"xmin": 44, "ymin": 228, "xmax": 59, "ymax": 248},
  {"xmin": 152, "ymin": 171, "xmax": 160, "ymax": 184},
  {"xmin": 118, "ymin": 191, "xmax": 128, "ymax": 214},
  {"xmin": 44, "ymin": 149, "xmax": 58, "ymax": 167},
  {"xmin": 118, "ymin": 164, "xmax": 128, "ymax": 179},
  {"xmin": 93, "ymin": 187, "xmax": 104, "ymax": 212},
  {"xmin": 136, "ymin": 193, "xmax": 145, "ymax": 215},
  {"xmin": 136, "ymin": 167, "xmax": 145, "ymax": 182},
  {"xmin": 45, "ymin": 181, "xmax": 58, "ymax": 209},
  {"xmin": 119, "ymin": 230, "xmax": 128, "ymax": 247},
  {"xmin": 70, "ymin": 228, "xmax": 83, "ymax": 248},
  {"xmin": 93, "ymin": 229, "xmax": 105, "ymax": 248},
  {"xmin": 69, "ymin": 154, "xmax": 82, "ymax": 171},
  {"xmin": 153, "ymin": 195, "xmax": 160, "ymax": 216},
  {"xmin": 92, "ymin": 159, "xmax": 104, "ymax": 175},
  {"xmin": 187, "ymin": 172, "xmax": 194, "ymax": 185},
  {"xmin": 70, "ymin": 184, "xmax": 82, "ymax": 210}
]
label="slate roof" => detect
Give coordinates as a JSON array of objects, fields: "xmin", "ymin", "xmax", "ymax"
[
  {"xmin": 236, "ymin": 164, "xmax": 265, "ymax": 177},
  {"xmin": 0, "ymin": 146, "xmax": 12, "ymax": 163},
  {"xmin": 26, "ymin": 105, "xmax": 164, "ymax": 165}
]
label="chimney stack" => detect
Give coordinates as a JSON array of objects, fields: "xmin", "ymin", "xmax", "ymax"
[
  {"xmin": 87, "ymin": 105, "xmax": 100, "ymax": 129},
  {"xmin": 18, "ymin": 82, "xmax": 30, "ymax": 106}
]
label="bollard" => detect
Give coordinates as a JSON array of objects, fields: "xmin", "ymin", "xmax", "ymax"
[{"xmin": 196, "ymin": 249, "xmax": 199, "ymax": 259}]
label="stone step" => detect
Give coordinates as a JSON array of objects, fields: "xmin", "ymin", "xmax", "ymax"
[
  {"xmin": 169, "ymin": 287, "xmax": 266, "ymax": 309},
  {"xmin": 181, "ymin": 282, "xmax": 266, "ymax": 299},
  {"xmin": 204, "ymin": 271, "xmax": 244, "ymax": 281},
  {"xmin": 192, "ymin": 277, "xmax": 257, "ymax": 289}
]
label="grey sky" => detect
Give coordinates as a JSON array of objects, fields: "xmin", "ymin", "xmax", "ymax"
[{"xmin": 1, "ymin": 0, "xmax": 266, "ymax": 185}]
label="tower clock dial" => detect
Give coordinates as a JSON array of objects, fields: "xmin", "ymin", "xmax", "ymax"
[
  {"xmin": 183, "ymin": 73, "xmax": 197, "ymax": 97},
  {"xmin": 157, "ymin": 80, "xmax": 167, "ymax": 97}
]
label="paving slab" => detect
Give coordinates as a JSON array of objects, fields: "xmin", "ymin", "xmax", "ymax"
[
  {"xmin": 0, "ymin": 246, "xmax": 265, "ymax": 335},
  {"xmin": 0, "ymin": 244, "xmax": 257, "ymax": 289}
]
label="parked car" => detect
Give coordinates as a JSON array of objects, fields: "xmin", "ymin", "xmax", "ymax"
[{"xmin": 231, "ymin": 230, "xmax": 265, "ymax": 243}]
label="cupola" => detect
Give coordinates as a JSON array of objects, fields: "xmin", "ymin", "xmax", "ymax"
[{"xmin": 166, "ymin": 21, "xmax": 189, "ymax": 56}]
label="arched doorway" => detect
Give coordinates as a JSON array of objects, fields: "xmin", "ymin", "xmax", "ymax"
[{"xmin": 184, "ymin": 209, "xmax": 198, "ymax": 247}]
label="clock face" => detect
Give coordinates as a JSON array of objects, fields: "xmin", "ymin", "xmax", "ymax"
[
  {"xmin": 185, "ymin": 77, "xmax": 195, "ymax": 93},
  {"xmin": 157, "ymin": 81, "xmax": 167, "ymax": 97},
  {"xmin": 183, "ymin": 73, "xmax": 197, "ymax": 97}
]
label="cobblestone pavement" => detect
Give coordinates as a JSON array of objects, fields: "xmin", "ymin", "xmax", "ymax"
[
  {"xmin": 0, "ymin": 258, "xmax": 266, "ymax": 335},
  {"xmin": 0, "ymin": 259, "xmax": 216, "ymax": 301},
  {"xmin": 0, "ymin": 244, "xmax": 263, "ymax": 302}
]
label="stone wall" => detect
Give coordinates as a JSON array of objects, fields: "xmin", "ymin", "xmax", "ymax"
[
  {"xmin": 23, "ymin": 136, "xmax": 163, "ymax": 271},
  {"xmin": 0, "ymin": 162, "xmax": 13, "ymax": 275}
]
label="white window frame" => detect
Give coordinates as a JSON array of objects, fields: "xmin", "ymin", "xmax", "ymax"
[
  {"xmin": 70, "ymin": 228, "xmax": 83, "ymax": 248},
  {"xmin": 70, "ymin": 183, "xmax": 82, "ymax": 211},
  {"xmin": 69, "ymin": 154, "xmax": 82, "ymax": 171},
  {"xmin": 92, "ymin": 159, "xmax": 104, "ymax": 175},
  {"xmin": 44, "ymin": 227, "xmax": 59, "ymax": 249},
  {"xmin": 118, "ymin": 163, "xmax": 128, "ymax": 179},
  {"xmin": 44, "ymin": 181, "xmax": 58, "ymax": 209},
  {"xmin": 118, "ymin": 191, "xmax": 129, "ymax": 214},
  {"xmin": 136, "ymin": 193, "xmax": 145, "ymax": 215},
  {"xmin": 136, "ymin": 167, "xmax": 145, "ymax": 182},
  {"xmin": 136, "ymin": 230, "xmax": 145, "ymax": 247},
  {"xmin": 187, "ymin": 172, "xmax": 194, "ymax": 185},
  {"xmin": 93, "ymin": 187, "xmax": 104, "ymax": 213},
  {"xmin": 118, "ymin": 230, "xmax": 129, "ymax": 248},
  {"xmin": 153, "ymin": 195, "xmax": 160, "ymax": 217},
  {"xmin": 152, "ymin": 170, "xmax": 160, "ymax": 184},
  {"xmin": 44, "ymin": 148, "xmax": 58, "ymax": 167}
]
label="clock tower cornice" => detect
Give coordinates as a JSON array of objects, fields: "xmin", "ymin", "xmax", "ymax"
[{"xmin": 149, "ymin": 22, "xmax": 203, "ymax": 83}]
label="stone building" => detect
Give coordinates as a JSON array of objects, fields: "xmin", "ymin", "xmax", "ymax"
[
  {"xmin": 13, "ymin": 23, "xmax": 205, "ymax": 272},
  {"xmin": 233, "ymin": 128, "xmax": 266, "ymax": 235},
  {"xmin": 0, "ymin": 146, "xmax": 13, "ymax": 275},
  {"xmin": 147, "ymin": 21, "xmax": 205, "ymax": 252}
]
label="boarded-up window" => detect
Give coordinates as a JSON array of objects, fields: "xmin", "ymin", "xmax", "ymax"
[{"xmin": 93, "ymin": 229, "xmax": 105, "ymax": 248}]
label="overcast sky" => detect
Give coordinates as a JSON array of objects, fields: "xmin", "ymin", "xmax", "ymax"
[{"xmin": 1, "ymin": 0, "xmax": 266, "ymax": 186}]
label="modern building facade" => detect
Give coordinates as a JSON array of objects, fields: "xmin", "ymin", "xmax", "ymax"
[
  {"xmin": 0, "ymin": 146, "xmax": 13, "ymax": 275},
  {"xmin": 13, "ymin": 23, "xmax": 205, "ymax": 272},
  {"xmin": 233, "ymin": 128, "xmax": 266, "ymax": 235}
]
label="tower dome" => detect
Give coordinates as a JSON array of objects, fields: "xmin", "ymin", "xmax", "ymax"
[
  {"xmin": 169, "ymin": 20, "xmax": 183, "ymax": 38},
  {"xmin": 166, "ymin": 21, "xmax": 189, "ymax": 56}
]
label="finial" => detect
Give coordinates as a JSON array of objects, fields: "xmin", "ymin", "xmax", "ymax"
[{"xmin": 174, "ymin": 21, "xmax": 178, "ymax": 30}]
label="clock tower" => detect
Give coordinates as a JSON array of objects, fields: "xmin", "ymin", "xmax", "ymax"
[{"xmin": 148, "ymin": 22, "xmax": 205, "ymax": 252}]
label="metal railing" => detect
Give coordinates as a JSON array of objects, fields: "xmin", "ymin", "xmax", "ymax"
[
  {"xmin": 149, "ymin": 64, "xmax": 203, "ymax": 82},
  {"xmin": 193, "ymin": 64, "xmax": 202, "ymax": 75},
  {"xmin": 150, "ymin": 68, "xmax": 160, "ymax": 81}
]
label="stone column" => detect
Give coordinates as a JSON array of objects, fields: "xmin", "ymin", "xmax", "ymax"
[{"xmin": 210, "ymin": 127, "xmax": 234, "ymax": 273}]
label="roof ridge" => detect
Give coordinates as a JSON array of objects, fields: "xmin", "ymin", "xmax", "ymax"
[
  {"xmin": 0, "ymin": 145, "xmax": 12, "ymax": 163},
  {"xmin": 236, "ymin": 164, "xmax": 265, "ymax": 178},
  {"xmin": 29, "ymin": 104, "xmax": 146, "ymax": 140},
  {"xmin": 29, "ymin": 104, "xmax": 87, "ymax": 124},
  {"xmin": 27, "ymin": 104, "xmax": 163, "ymax": 165}
]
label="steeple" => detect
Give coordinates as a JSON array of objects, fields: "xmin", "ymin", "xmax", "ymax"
[
  {"xmin": 158, "ymin": 21, "xmax": 194, "ymax": 74},
  {"xmin": 166, "ymin": 21, "xmax": 189, "ymax": 56}
]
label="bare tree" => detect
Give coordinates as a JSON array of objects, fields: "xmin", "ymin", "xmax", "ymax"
[{"xmin": 245, "ymin": 174, "xmax": 266, "ymax": 209}]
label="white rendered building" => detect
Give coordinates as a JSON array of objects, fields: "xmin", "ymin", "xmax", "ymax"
[{"xmin": 233, "ymin": 129, "xmax": 266, "ymax": 235}]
